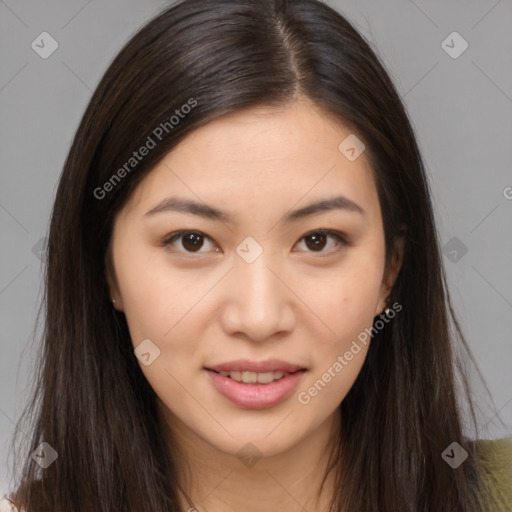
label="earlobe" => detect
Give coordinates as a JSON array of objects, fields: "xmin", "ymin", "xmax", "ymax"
[
  {"xmin": 106, "ymin": 270, "xmax": 123, "ymax": 311},
  {"xmin": 105, "ymin": 247, "xmax": 123, "ymax": 311},
  {"xmin": 388, "ymin": 234, "xmax": 405, "ymax": 286},
  {"xmin": 377, "ymin": 233, "xmax": 406, "ymax": 315}
]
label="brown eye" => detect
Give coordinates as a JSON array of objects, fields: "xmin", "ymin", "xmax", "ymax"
[
  {"xmin": 181, "ymin": 232, "xmax": 204, "ymax": 251},
  {"xmin": 295, "ymin": 230, "xmax": 348, "ymax": 254},
  {"xmin": 162, "ymin": 230, "xmax": 217, "ymax": 253},
  {"xmin": 304, "ymin": 232, "xmax": 328, "ymax": 251}
]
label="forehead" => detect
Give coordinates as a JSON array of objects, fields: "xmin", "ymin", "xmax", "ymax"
[{"xmin": 119, "ymin": 100, "xmax": 380, "ymax": 222}]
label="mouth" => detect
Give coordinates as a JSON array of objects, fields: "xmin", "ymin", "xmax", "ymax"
[{"xmin": 204, "ymin": 360, "xmax": 307, "ymax": 409}]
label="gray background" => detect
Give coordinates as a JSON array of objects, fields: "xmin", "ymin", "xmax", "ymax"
[{"xmin": 1, "ymin": 0, "xmax": 511, "ymax": 494}]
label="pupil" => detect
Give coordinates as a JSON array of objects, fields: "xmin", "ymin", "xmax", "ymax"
[
  {"xmin": 306, "ymin": 233, "xmax": 326, "ymax": 251},
  {"xmin": 183, "ymin": 233, "xmax": 203, "ymax": 251}
]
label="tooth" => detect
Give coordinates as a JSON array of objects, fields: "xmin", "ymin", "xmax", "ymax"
[
  {"xmin": 216, "ymin": 370, "xmax": 293, "ymax": 383},
  {"xmin": 257, "ymin": 372, "xmax": 274, "ymax": 384},
  {"xmin": 241, "ymin": 371, "xmax": 258, "ymax": 384},
  {"xmin": 230, "ymin": 371, "xmax": 242, "ymax": 382}
]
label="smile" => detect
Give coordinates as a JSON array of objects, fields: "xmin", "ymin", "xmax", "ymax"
[{"xmin": 214, "ymin": 370, "xmax": 290, "ymax": 384}]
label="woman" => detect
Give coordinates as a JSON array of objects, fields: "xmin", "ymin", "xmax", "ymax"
[{"xmin": 2, "ymin": 0, "xmax": 511, "ymax": 510}]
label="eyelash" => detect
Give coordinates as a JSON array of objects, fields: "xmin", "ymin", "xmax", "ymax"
[{"xmin": 160, "ymin": 229, "xmax": 351, "ymax": 255}]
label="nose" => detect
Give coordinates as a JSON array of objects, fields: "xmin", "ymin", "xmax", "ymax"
[{"xmin": 219, "ymin": 252, "xmax": 295, "ymax": 343}]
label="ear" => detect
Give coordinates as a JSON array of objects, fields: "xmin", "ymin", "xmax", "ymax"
[
  {"xmin": 375, "ymin": 232, "xmax": 405, "ymax": 316},
  {"xmin": 105, "ymin": 243, "xmax": 123, "ymax": 311}
]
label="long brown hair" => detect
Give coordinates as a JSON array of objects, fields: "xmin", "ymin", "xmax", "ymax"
[{"xmin": 7, "ymin": 0, "xmax": 501, "ymax": 510}]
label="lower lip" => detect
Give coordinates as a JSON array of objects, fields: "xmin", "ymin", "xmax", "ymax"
[{"xmin": 205, "ymin": 369, "xmax": 305, "ymax": 409}]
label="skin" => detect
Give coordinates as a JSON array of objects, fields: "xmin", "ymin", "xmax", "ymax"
[{"xmin": 106, "ymin": 98, "xmax": 404, "ymax": 511}]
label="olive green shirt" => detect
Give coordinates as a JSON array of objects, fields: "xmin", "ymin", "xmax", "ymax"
[{"xmin": 474, "ymin": 437, "xmax": 512, "ymax": 511}]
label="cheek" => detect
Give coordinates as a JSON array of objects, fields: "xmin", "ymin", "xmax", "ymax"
[
  {"xmin": 296, "ymin": 296, "xmax": 374, "ymax": 413},
  {"xmin": 299, "ymin": 255, "xmax": 384, "ymax": 341},
  {"xmin": 113, "ymin": 243, "xmax": 205, "ymax": 353},
  {"xmin": 295, "ymin": 254, "xmax": 383, "ymax": 404},
  {"xmin": 116, "ymin": 259, "xmax": 206, "ymax": 407}
]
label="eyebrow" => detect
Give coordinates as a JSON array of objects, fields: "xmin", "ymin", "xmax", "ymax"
[{"xmin": 144, "ymin": 195, "xmax": 365, "ymax": 223}]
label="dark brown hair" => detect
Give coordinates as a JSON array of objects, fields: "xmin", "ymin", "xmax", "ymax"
[{"xmin": 7, "ymin": 0, "xmax": 502, "ymax": 510}]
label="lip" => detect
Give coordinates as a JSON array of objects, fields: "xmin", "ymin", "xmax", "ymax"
[
  {"xmin": 205, "ymin": 368, "xmax": 306, "ymax": 409},
  {"xmin": 206, "ymin": 359, "xmax": 305, "ymax": 373}
]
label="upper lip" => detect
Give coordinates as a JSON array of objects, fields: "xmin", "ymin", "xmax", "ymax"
[{"xmin": 206, "ymin": 359, "xmax": 306, "ymax": 373}]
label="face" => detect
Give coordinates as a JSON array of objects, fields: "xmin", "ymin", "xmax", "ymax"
[{"xmin": 106, "ymin": 99, "xmax": 403, "ymax": 459}]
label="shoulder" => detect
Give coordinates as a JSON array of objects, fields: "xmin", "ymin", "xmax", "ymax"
[
  {"xmin": 0, "ymin": 477, "xmax": 47, "ymax": 512},
  {"xmin": 0, "ymin": 495, "xmax": 21, "ymax": 512},
  {"xmin": 471, "ymin": 437, "xmax": 512, "ymax": 509}
]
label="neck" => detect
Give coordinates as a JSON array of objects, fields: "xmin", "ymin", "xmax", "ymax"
[{"xmin": 161, "ymin": 408, "xmax": 341, "ymax": 512}]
